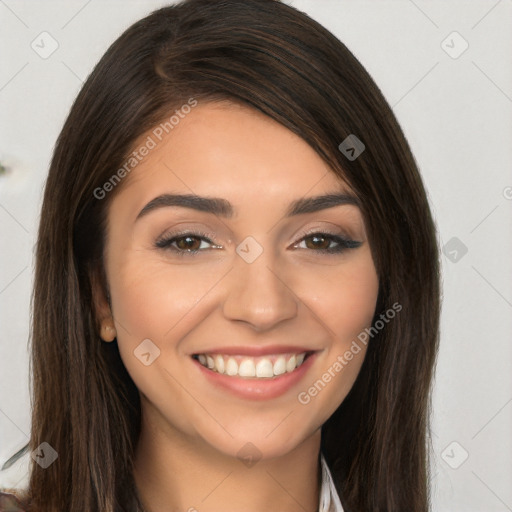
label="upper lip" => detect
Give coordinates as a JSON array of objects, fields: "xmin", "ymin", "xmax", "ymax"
[{"xmin": 191, "ymin": 345, "xmax": 317, "ymax": 357}]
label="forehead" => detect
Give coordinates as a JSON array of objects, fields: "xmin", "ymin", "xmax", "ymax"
[{"xmin": 110, "ymin": 101, "xmax": 352, "ymax": 219}]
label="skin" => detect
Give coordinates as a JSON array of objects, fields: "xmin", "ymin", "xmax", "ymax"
[{"xmin": 93, "ymin": 101, "xmax": 379, "ymax": 512}]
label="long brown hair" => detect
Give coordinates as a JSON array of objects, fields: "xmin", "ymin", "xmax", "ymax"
[{"xmin": 11, "ymin": 0, "xmax": 440, "ymax": 510}]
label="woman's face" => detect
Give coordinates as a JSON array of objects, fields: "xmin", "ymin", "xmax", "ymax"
[{"xmin": 97, "ymin": 101, "xmax": 379, "ymax": 461}]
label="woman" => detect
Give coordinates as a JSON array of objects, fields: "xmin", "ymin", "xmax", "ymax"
[{"xmin": 0, "ymin": 0, "xmax": 440, "ymax": 510}]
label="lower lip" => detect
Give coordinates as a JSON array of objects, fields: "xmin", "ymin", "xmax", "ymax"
[{"xmin": 192, "ymin": 353, "xmax": 317, "ymax": 401}]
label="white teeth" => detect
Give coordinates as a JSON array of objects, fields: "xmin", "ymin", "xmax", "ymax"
[
  {"xmin": 195, "ymin": 352, "xmax": 308, "ymax": 378},
  {"xmin": 286, "ymin": 354, "xmax": 297, "ymax": 373},
  {"xmin": 214, "ymin": 355, "xmax": 225, "ymax": 374},
  {"xmin": 273, "ymin": 356, "xmax": 286, "ymax": 376},
  {"xmin": 255, "ymin": 358, "xmax": 274, "ymax": 378},
  {"xmin": 226, "ymin": 357, "xmax": 238, "ymax": 376},
  {"xmin": 238, "ymin": 358, "xmax": 256, "ymax": 377}
]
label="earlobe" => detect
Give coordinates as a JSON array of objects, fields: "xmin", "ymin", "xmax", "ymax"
[
  {"xmin": 100, "ymin": 323, "xmax": 117, "ymax": 343},
  {"xmin": 90, "ymin": 264, "xmax": 117, "ymax": 342}
]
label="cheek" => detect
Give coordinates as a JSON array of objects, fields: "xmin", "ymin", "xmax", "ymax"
[
  {"xmin": 304, "ymin": 250, "xmax": 379, "ymax": 341},
  {"xmin": 294, "ymin": 251, "xmax": 378, "ymax": 414},
  {"xmin": 334, "ymin": 264, "xmax": 379, "ymax": 340},
  {"xmin": 108, "ymin": 251, "xmax": 224, "ymax": 340},
  {"xmin": 105, "ymin": 254, "xmax": 221, "ymax": 424}
]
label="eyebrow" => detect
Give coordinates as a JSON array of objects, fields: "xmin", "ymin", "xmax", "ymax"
[{"xmin": 135, "ymin": 192, "xmax": 360, "ymax": 221}]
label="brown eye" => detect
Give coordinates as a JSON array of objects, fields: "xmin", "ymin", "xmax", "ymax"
[
  {"xmin": 304, "ymin": 234, "xmax": 331, "ymax": 250},
  {"xmin": 175, "ymin": 235, "xmax": 202, "ymax": 251},
  {"xmin": 295, "ymin": 232, "xmax": 362, "ymax": 253},
  {"xmin": 155, "ymin": 231, "xmax": 221, "ymax": 255}
]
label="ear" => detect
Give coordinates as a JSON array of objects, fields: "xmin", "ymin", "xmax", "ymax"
[{"xmin": 90, "ymin": 263, "xmax": 117, "ymax": 342}]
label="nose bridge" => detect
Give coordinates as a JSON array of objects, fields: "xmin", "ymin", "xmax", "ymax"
[{"xmin": 222, "ymin": 238, "xmax": 298, "ymax": 329}]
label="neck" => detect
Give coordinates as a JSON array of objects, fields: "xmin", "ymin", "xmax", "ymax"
[{"xmin": 133, "ymin": 402, "xmax": 322, "ymax": 512}]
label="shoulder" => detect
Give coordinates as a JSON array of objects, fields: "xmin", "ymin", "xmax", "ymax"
[{"xmin": 0, "ymin": 490, "xmax": 29, "ymax": 512}]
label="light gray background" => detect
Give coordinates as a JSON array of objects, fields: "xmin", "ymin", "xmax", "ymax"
[{"xmin": 1, "ymin": 1, "xmax": 511, "ymax": 510}]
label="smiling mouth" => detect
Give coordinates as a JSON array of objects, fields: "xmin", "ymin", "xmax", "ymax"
[{"xmin": 192, "ymin": 352, "xmax": 312, "ymax": 379}]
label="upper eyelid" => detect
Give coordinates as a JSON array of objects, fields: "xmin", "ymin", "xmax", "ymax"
[
  {"xmin": 293, "ymin": 225, "xmax": 358, "ymax": 240},
  {"xmin": 154, "ymin": 214, "xmax": 362, "ymax": 238}
]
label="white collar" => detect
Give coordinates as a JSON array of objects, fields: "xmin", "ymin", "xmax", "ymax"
[{"xmin": 319, "ymin": 453, "xmax": 344, "ymax": 512}]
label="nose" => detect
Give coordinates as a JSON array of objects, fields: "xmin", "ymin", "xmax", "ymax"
[{"xmin": 222, "ymin": 249, "xmax": 298, "ymax": 331}]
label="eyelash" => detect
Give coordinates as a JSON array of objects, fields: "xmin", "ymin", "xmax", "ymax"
[{"xmin": 155, "ymin": 229, "xmax": 362, "ymax": 256}]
